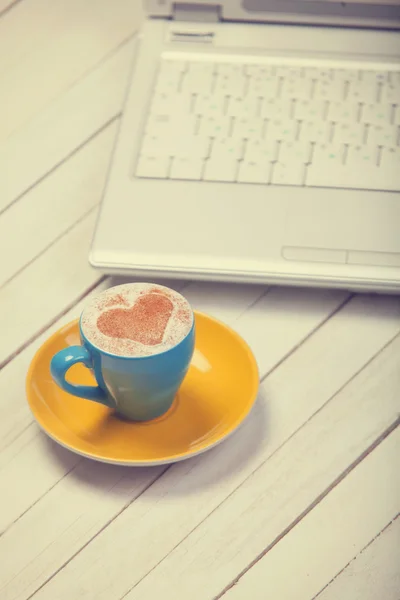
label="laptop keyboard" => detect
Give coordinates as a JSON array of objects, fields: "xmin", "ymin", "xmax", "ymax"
[{"xmin": 135, "ymin": 58, "xmax": 400, "ymax": 191}]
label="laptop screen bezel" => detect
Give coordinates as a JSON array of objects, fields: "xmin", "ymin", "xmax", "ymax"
[{"xmin": 146, "ymin": 0, "xmax": 400, "ymax": 29}]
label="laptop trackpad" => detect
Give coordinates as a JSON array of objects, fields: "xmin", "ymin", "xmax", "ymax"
[{"xmin": 284, "ymin": 190, "xmax": 400, "ymax": 265}]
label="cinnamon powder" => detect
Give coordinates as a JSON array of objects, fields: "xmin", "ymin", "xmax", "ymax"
[
  {"xmin": 81, "ymin": 283, "xmax": 193, "ymax": 357},
  {"xmin": 97, "ymin": 293, "xmax": 174, "ymax": 346},
  {"xmin": 104, "ymin": 293, "xmax": 129, "ymax": 308}
]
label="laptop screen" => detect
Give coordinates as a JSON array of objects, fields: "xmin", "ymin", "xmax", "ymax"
[
  {"xmin": 243, "ymin": 0, "xmax": 400, "ymax": 6},
  {"xmin": 300, "ymin": 0, "xmax": 399, "ymax": 3},
  {"xmin": 147, "ymin": 0, "xmax": 400, "ymax": 27},
  {"xmin": 242, "ymin": 0, "xmax": 400, "ymax": 23}
]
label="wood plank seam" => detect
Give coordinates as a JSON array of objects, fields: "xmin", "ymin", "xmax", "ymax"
[
  {"xmin": 0, "ymin": 425, "xmax": 37, "ymax": 468},
  {"xmin": 0, "ymin": 420, "xmax": 34, "ymax": 454},
  {"xmin": 1, "ymin": 205, "xmax": 97, "ymax": 289},
  {"xmin": 23, "ymin": 466, "xmax": 171, "ymax": 600},
  {"xmin": 1, "ymin": 20, "xmax": 137, "ymax": 146},
  {"xmin": 0, "ymin": 0, "xmax": 23, "ymax": 19},
  {"xmin": 0, "ymin": 290, "xmax": 357, "ymax": 588},
  {"xmin": 1, "ymin": 295, "xmax": 398, "ymax": 599},
  {"xmin": 116, "ymin": 332, "xmax": 400, "ymax": 600},
  {"xmin": 0, "ymin": 292, "xmax": 374, "ymax": 528},
  {"xmin": 311, "ymin": 512, "xmax": 400, "ymax": 600},
  {"xmin": 236, "ymin": 287, "xmax": 271, "ymax": 319},
  {"xmin": 0, "ymin": 458, "xmax": 79, "ymax": 538},
  {"xmin": 1, "ymin": 115, "xmax": 120, "ymax": 219},
  {"xmin": 215, "ymin": 418, "xmax": 400, "ymax": 600},
  {"xmin": 0, "ymin": 276, "xmax": 107, "ymax": 371},
  {"xmin": 281, "ymin": 327, "xmax": 400, "ymax": 437},
  {"xmin": 62, "ymin": 32, "xmax": 135, "ymax": 113},
  {"xmin": 259, "ymin": 292, "xmax": 353, "ymax": 385}
]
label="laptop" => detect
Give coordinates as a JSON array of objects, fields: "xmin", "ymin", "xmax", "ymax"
[{"xmin": 90, "ymin": 0, "xmax": 400, "ymax": 292}]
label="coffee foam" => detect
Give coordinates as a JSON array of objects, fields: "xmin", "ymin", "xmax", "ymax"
[{"xmin": 80, "ymin": 283, "xmax": 193, "ymax": 357}]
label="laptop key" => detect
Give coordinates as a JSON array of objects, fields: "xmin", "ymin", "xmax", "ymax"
[
  {"xmin": 141, "ymin": 134, "xmax": 173, "ymax": 158},
  {"xmin": 298, "ymin": 120, "xmax": 331, "ymax": 144},
  {"xmin": 247, "ymin": 76, "xmax": 280, "ymax": 100},
  {"xmin": 231, "ymin": 117, "xmax": 264, "ymax": 140},
  {"xmin": 362, "ymin": 103, "xmax": 393, "ymax": 126},
  {"xmin": 346, "ymin": 144, "xmax": 378, "ymax": 168},
  {"xmin": 380, "ymin": 147, "xmax": 400, "ymax": 181},
  {"xmin": 271, "ymin": 162, "xmax": 305, "ymax": 186},
  {"xmin": 332, "ymin": 122, "xmax": 365, "ymax": 145},
  {"xmin": 156, "ymin": 72, "xmax": 182, "ymax": 94},
  {"xmin": 260, "ymin": 98, "xmax": 292, "ymax": 120},
  {"xmin": 379, "ymin": 82, "xmax": 400, "ymax": 104},
  {"xmin": 214, "ymin": 73, "xmax": 246, "ymax": 96},
  {"xmin": 305, "ymin": 143, "xmax": 345, "ymax": 187},
  {"xmin": 194, "ymin": 93, "xmax": 225, "ymax": 116},
  {"xmin": 149, "ymin": 92, "xmax": 192, "ymax": 117},
  {"xmin": 210, "ymin": 137, "xmax": 244, "ymax": 160},
  {"xmin": 162, "ymin": 59, "xmax": 187, "ymax": 74},
  {"xmin": 366, "ymin": 124, "xmax": 398, "ymax": 147},
  {"xmin": 237, "ymin": 160, "xmax": 271, "ymax": 184},
  {"xmin": 181, "ymin": 71, "xmax": 214, "ymax": 94},
  {"xmin": 293, "ymin": 99, "xmax": 326, "ymax": 121},
  {"xmin": 313, "ymin": 80, "xmax": 345, "ymax": 102},
  {"xmin": 245, "ymin": 139, "xmax": 278, "ymax": 162},
  {"xmin": 277, "ymin": 141, "xmax": 311, "ymax": 164},
  {"xmin": 136, "ymin": 156, "xmax": 170, "ymax": 179},
  {"xmin": 226, "ymin": 95, "xmax": 259, "ymax": 118},
  {"xmin": 170, "ymin": 157, "xmax": 204, "ymax": 180},
  {"xmin": 203, "ymin": 158, "xmax": 238, "ymax": 182},
  {"xmin": 172, "ymin": 136, "xmax": 210, "ymax": 159},
  {"xmin": 198, "ymin": 115, "xmax": 232, "ymax": 138},
  {"xmin": 327, "ymin": 101, "xmax": 360, "ymax": 123},
  {"xmin": 347, "ymin": 80, "xmax": 378, "ymax": 104}
]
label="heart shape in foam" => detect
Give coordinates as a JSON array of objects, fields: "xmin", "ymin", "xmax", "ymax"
[{"xmin": 96, "ymin": 293, "xmax": 174, "ymax": 346}]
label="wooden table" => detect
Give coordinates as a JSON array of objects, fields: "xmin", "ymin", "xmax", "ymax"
[{"xmin": 1, "ymin": 2, "xmax": 399, "ymax": 598}]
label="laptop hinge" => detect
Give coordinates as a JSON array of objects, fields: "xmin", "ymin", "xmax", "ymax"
[{"xmin": 172, "ymin": 3, "xmax": 221, "ymax": 23}]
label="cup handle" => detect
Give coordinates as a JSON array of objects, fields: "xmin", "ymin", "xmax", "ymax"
[{"xmin": 50, "ymin": 346, "xmax": 113, "ymax": 407}]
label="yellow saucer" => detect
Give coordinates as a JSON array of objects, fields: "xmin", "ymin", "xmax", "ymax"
[{"xmin": 26, "ymin": 312, "xmax": 259, "ymax": 466}]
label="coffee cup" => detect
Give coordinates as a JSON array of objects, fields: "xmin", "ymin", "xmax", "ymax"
[{"xmin": 50, "ymin": 283, "xmax": 195, "ymax": 421}]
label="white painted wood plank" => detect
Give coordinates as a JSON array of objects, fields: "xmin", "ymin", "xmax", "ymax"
[
  {"xmin": 0, "ymin": 283, "xmax": 265, "ymax": 587},
  {"xmin": 0, "ymin": 284, "xmax": 345, "ymax": 532},
  {"xmin": 116, "ymin": 333, "xmax": 400, "ymax": 600},
  {"xmin": 0, "ymin": 277, "xmax": 262, "ymax": 528},
  {"xmin": 188, "ymin": 285, "xmax": 351, "ymax": 375},
  {"xmin": 222, "ymin": 431, "xmax": 400, "ymax": 600},
  {"xmin": 232, "ymin": 285, "xmax": 346, "ymax": 373},
  {"xmin": 1, "ymin": 295, "xmax": 398, "ymax": 600},
  {"xmin": 0, "ymin": 0, "xmax": 17, "ymax": 14},
  {"xmin": 0, "ymin": 282, "xmax": 261, "ymax": 532},
  {"xmin": 0, "ymin": 277, "xmax": 185, "ymax": 529},
  {"xmin": 316, "ymin": 517, "xmax": 400, "ymax": 600},
  {"xmin": 0, "ymin": 122, "xmax": 117, "ymax": 286},
  {"xmin": 0, "ymin": 211, "xmax": 100, "ymax": 365},
  {"xmin": 0, "ymin": 0, "xmax": 142, "ymax": 141},
  {"xmin": 0, "ymin": 40, "xmax": 133, "ymax": 210}
]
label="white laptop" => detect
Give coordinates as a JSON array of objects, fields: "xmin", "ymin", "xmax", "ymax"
[{"xmin": 90, "ymin": 0, "xmax": 400, "ymax": 292}]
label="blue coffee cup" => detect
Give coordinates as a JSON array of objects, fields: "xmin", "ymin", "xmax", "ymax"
[{"xmin": 50, "ymin": 317, "xmax": 195, "ymax": 421}]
